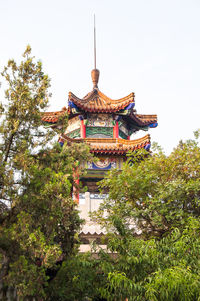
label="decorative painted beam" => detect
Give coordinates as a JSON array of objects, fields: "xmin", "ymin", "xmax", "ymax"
[{"xmin": 149, "ymin": 122, "xmax": 158, "ymax": 128}]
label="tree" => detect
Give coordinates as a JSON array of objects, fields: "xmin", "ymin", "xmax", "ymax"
[
  {"xmin": 0, "ymin": 46, "xmax": 92, "ymax": 300},
  {"xmin": 90, "ymin": 132, "xmax": 200, "ymax": 301},
  {"xmin": 47, "ymin": 252, "xmax": 107, "ymax": 301},
  {"xmin": 2, "ymin": 47, "xmax": 200, "ymax": 301},
  {"xmin": 41, "ymin": 133, "xmax": 200, "ymax": 301}
]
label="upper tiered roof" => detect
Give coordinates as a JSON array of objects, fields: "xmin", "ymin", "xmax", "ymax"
[
  {"xmin": 68, "ymin": 89, "xmax": 135, "ymax": 113},
  {"xmin": 41, "ymin": 68, "xmax": 158, "ymax": 144}
]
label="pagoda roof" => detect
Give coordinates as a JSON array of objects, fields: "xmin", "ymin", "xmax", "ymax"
[
  {"xmin": 42, "ymin": 108, "xmax": 67, "ymax": 124},
  {"xmin": 129, "ymin": 114, "xmax": 157, "ymax": 127},
  {"xmin": 42, "ymin": 109, "xmax": 157, "ymax": 129},
  {"xmin": 59, "ymin": 134, "xmax": 151, "ymax": 154},
  {"xmin": 68, "ymin": 89, "xmax": 135, "ymax": 113}
]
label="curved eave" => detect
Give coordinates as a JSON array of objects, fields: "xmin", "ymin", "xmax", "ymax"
[
  {"xmin": 68, "ymin": 90, "xmax": 135, "ymax": 113},
  {"xmin": 59, "ymin": 134, "xmax": 151, "ymax": 154},
  {"xmin": 128, "ymin": 113, "xmax": 158, "ymax": 127},
  {"xmin": 41, "ymin": 109, "xmax": 67, "ymax": 124}
]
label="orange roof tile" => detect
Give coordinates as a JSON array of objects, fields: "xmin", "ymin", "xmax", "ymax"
[
  {"xmin": 41, "ymin": 108, "xmax": 67, "ymax": 123},
  {"xmin": 60, "ymin": 134, "xmax": 151, "ymax": 154},
  {"xmin": 68, "ymin": 89, "xmax": 135, "ymax": 113},
  {"xmin": 130, "ymin": 113, "xmax": 158, "ymax": 126}
]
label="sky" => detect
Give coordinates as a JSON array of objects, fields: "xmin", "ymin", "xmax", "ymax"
[{"xmin": 0, "ymin": 0, "xmax": 200, "ymax": 154}]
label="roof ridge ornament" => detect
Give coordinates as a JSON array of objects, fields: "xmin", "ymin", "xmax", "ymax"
[
  {"xmin": 91, "ymin": 69, "xmax": 100, "ymax": 89},
  {"xmin": 91, "ymin": 14, "xmax": 100, "ymax": 89}
]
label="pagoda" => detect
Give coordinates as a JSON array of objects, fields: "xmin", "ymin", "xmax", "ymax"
[{"xmin": 42, "ymin": 68, "xmax": 157, "ymax": 247}]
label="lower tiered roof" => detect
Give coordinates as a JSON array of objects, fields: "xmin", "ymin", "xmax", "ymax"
[{"xmin": 59, "ymin": 134, "xmax": 151, "ymax": 154}]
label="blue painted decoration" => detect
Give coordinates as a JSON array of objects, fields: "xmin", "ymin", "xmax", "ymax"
[
  {"xmin": 149, "ymin": 123, "xmax": 158, "ymax": 128},
  {"xmin": 124, "ymin": 102, "xmax": 135, "ymax": 110},
  {"xmin": 92, "ymin": 162, "xmax": 112, "ymax": 170},
  {"xmin": 144, "ymin": 143, "xmax": 151, "ymax": 150},
  {"xmin": 68, "ymin": 101, "xmax": 79, "ymax": 110}
]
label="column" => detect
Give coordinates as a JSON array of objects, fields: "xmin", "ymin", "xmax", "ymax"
[
  {"xmin": 79, "ymin": 115, "xmax": 86, "ymax": 138},
  {"xmin": 115, "ymin": 121, "xmax": 119, "ymax": 138},
  {"xmin": 113, "ymin": 121, "xmax": 119, "ymax": 138},
  {"xmin": 80, "ymin": 119, "xmax": 86, "ymax": 138}
]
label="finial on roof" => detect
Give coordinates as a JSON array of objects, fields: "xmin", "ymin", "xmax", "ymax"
[
  {"xmin": 91, "ymin": 68, "xmax": 100, "ymax": 89},
  {"xmin": 91, "ymin": 14, "xmax": 100, "ymax": 89}
]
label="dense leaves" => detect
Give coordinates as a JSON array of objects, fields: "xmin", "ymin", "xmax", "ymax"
[
  {"xmin": 91, "ymin": 132, "xmax": 200, "ymax": 300},
  {"xmin": 47, "ymin": 253, "xmax": 108, "ymax": 300},
  {"xmin": 0, "ymin": 47, "xmax": 92, "ymax": 300},
  {"xmin": 1, "ymin": 47, "xmax": 200, "ymax": 301}
]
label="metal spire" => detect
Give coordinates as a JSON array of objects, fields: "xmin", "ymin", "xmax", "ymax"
[
  {"xmin": 91, "ymin": 14, "xmax": 99, "ymax": 89},
  {"xmin": 94, "ymin": 14, "xmax": 96, "ymax": 69}
]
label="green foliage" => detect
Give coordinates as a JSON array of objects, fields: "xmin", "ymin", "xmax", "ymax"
[
  {"xmin": 0, "ymin": 47, "xmax": 92, "ymax": 300},
  {"xmin": 7, "ymin": 255, "xmax": 48, "ymax": 299},
  {"xmin": 97, "ymin": 134, "xmax": 200, "ymax": 237},
  {"xmin": 91, "ymin": 132, "xmax": 200, "ymax": 301},
  {"xmin": 47, "ymin": 253, "xmax": 107, "ymax": 300},
  {"xmin": 1, "ymin": 47, "xmax": 200, "ymax": 301}
]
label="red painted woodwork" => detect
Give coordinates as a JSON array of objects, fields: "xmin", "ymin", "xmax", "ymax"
[
  {"xmin": 113, "ymin": 122, "xmax": 119, "ymax": 138},
  {"xmin": 80, "ymin": 120, "xmax": 86, "ymax": 138},
  {"xmin": 115, "ymin": 121, "xmax": 119, "ymax": 138}
]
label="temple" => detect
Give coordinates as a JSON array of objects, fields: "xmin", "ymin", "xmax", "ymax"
[{"xmin": 42, "ymin": 68, "xmax": 158, "ymax": 250}]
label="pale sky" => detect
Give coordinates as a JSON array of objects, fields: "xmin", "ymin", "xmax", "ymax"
[{"xmin": 0, "ymin": 0, "xmax": 200, "ymax": 154}]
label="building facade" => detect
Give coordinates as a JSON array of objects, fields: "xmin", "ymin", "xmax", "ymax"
[{"xmin": 42, "ymin": 68, "xmax": 158, "ymax": 250}]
